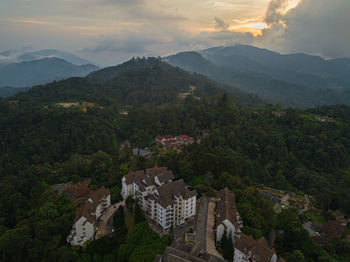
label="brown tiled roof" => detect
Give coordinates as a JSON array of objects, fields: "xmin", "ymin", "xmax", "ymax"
[
  {"xmin": 75, "ymin": 186, "xmax": 110, "ymax": 223},
  {"xmin": 324, "ymin": 220, "xmax": 344, "ymax": 237},
  {"xmin": 157, "ymin": 246, "xmax": 225, "ymax": 262},
  {"xmin": 157, "ymin": 171, "xmax": 175, "ymax": 183},
  {"xmin": 235, "ymin": 234, "xmax": 275, "ymax": 262},
  {"xmin": 88, "ymin": 186, "xmax": 110, "ymax": 204},
  {"xmin": 125, "ymin": 167, "xmax": 174, "ymax": 187},
  {"xmin": 64, "ymin": 185, "xmax": 91, "ymax": 199},
  {"xmin": 156, "ymin": 179, "xmax": 197, "ymax": 208},
  {"xmin": 216, "ymin": 188, "xmax": 237, "ymax": 227},
  {"xmin": 258, "ymin": 237, "xmax": 269, "ymax": 248},
  {"xmin": 314, "ymin": 220, "xmax": 346, "ymax": 245},
  {"xmin": 336, "ymin": 216, "xmax": 348, "ymax": 225},
  {"xmin": 124, "ymin": 170, "xmax": 146, "ymax": 185}
]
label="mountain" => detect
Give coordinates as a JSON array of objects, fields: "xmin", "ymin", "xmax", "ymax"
[
  {"xmin": 0, "ymin": 57, "xmax": 99, "ymax": 88},
  {"xmin": 0, "ymin": 49, "xmax": 94, "ymax": 66},
  {"xmin": 0, "ymin": 86, "xmax": 26, "ymax": 97},
  {"xmin": 166, "ymin": 46, "xmax": 350, "ymax": 108},
  {"xmin": 14, "ymin": 57, "xmax": 261, "ymax": 106},
  {"xmin": 201, "ymin": 45, "xmax": 350, "ymax": 89}
]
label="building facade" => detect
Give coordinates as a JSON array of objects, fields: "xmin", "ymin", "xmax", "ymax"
[
  {"xmin": 121, "ymin": 166, "xmax": 197, "ymax": 231},
  {"xmin": 66, "ymin": 186, "xmax": 111, "ymax": 246},
  {"xmin": 215, "ymin": 188, "xmax": 243, "ymax": 244}
]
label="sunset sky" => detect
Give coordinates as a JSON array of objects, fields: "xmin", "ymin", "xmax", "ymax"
[{"xmin": 0, "ymin": 0, "xmax": 349, "ymax": 65}]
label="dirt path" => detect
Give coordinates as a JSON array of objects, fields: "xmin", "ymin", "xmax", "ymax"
[{"xmin": 301, "ymin": 195, "xmax": 311, "ymax": 212}]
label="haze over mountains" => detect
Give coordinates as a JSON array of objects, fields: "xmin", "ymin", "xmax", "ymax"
[
  {"xmin": 0, "ymin": 49, "xmax": 94, "ymax": 65},
  {"xmin": 15, "ymin": 57, "xmax": 261, "ymax": 107},
  {"xmin": 0, "ymin": 49, "xmax": 99, "ymax": 97},
  {"xmin": 2, "ymin": 45, "xmax": 350, "ymax": 108},
  {"xmin": 166, "ymin": 45, "xmax": 350, "ymax": 108}
]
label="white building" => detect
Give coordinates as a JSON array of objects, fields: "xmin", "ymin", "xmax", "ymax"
[
  {"xmin": 121, "ymin": 166, "xmax": 197, "ymax": 231},
  {"xmin": 215, "ymin": 188, "xmax": 243, "ymax": 244},
  {"xmin": 66, "ymin": 186, "xmax": 111, "ymax": 246},
  {"xmin": 213, "ymin": 188, "xmax": 284, "ymax": 262}
]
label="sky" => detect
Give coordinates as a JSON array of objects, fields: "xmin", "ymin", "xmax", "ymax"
[{"xmin": 0, "ymin": 0, "xmax": 349, "ymax": 66}]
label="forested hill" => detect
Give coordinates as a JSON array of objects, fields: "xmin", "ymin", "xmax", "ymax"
[
  {"xmin": 166, "ymin": 47, "xmax": 350, "ymax": 108},
  {"xmin": 87, "ymin": 57, "xmax": 164, "ymax": 79},
  {"xmin": 13, "ymin": 57, "xmax": 261, "ymax": 106}
]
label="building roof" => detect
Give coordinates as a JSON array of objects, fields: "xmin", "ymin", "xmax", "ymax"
[
  {"xmin": 336, "ymin": 216, "xmax": 348, "ymax": 225},
  {"xmin": 313, "ymin": 220, "xmax": 346, "ymax": 245},
  {"xmin": 155, "ymin": 237, "xmax": 225, "ymax": 262},
  {"xmin": 215, "ymin": 188, "xmax": 237, "ymax": 227},
  {"xmin": 124, "ymin": 170, "xmax": 146, "ymax": 185},
  {"xmin": 75, "ymin": 186, "xmax": 110, "ymax": 223},
  {"xmin": 156, "ymin": 179, "xmax": 196, "ymax": 208},
  {"xmin": 124, "ymin": 167, "xmax": 174, "ymax": 187},
  {"xmin": 156, "ymin": 247, "xmax": 224, "ymax": 262},
  {"xmin": 235, "ymin": 234, "xmax": 276, "ymax": 262},
  {"xmin": 156, "ymin": 171, "xmax": 175, "ymax": 184},
  {"xmin": 64, "ymin": 185, "xmax": 91, "ymax": 200}
]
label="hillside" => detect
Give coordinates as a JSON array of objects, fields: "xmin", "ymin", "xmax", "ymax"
[
  {"xmin": 0, "ymin": 57, "xmax": 99, "ymax": 88},
  {"xmin": 166, "ymin": 46, "xmax": 350, "ymax": 108},
  {"xmin": 201, "ymin": 45, "xmax": 350, "ymax": 87},
  {"xmin": 15, "ymin": 57, "xmax": 261, "ymax": 106},
  {"xmin": 0, "ymin": 86, "xmax": 26, "ymax": 97},
  {"xmin": 1, "ymin": 56, "xmax": 350, "ymax": 261}
]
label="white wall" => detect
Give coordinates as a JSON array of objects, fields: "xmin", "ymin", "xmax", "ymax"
[
  {"xmin": 234, "ymin": 248, "xmax": 248, "ymax": 262},
  {"xmin": 216, "ymin": 224, "xmax": 225, "ymax": 243},
  {"xmin": 184, "ymin": 196, "xmax": 196, "ymax": 219},
  {"xmin": 271, "ymin": 254, "xmax": 277, "ymax": 262},
  {"xmin": 121, "ymin": 178, "xmax": 133, "ymax": 200},
  {"xmin": 69, "ymin": 217, "xmax": 96, "ymax": 246}
]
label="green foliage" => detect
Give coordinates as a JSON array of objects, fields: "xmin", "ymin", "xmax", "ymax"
[
  {"xmin": 117, "ymin": 222, "xmax": 168, "ymax": 262},
  {"xmin": 220, "ymin": 231, "xmax": 234, "ymax": 261},
  {"xmin": 2, "ymin": 60, "xmax": 350, "ymax": 262}
]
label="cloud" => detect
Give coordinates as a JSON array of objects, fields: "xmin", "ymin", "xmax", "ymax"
[
  {"xmin": 7, "ymin": 18, "xmax": 54, "ymax": 25},
  {"xmin": 259, "ymin": 0, "xmax": 350, "ymax": 58},
  {"xmin": 264, "ymin": 0, "xmax": 288, "ymax": 25},
  {"xmin": 83, "ymin": 33, "xmax": 164, "ymax": 54},
  {"xmin": 214, "ymin": 17, "xmax": 229, "ymax": 30}
]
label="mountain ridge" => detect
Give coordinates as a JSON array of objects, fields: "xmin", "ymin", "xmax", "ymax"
[
  {"xmin": 0, "ymin": 57, "xmax": 99, "ymax": 88},
  {"xmin": 166, "ymin": 45, "xmax": 350, "ymax": 108}
]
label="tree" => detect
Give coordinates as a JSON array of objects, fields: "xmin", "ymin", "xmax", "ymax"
[
  {"xmin": 134, "ymin": 204, "xmax": 145, "ymax": 224},
  {"xmin": 222, "ymin": 231, "xmax": 234, "ymax": 261}
]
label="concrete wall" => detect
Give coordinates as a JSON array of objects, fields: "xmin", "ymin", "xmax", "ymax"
[
  {"xmin": 234, "ymin": 248, "xmax": 248, "ymax": 262},
  {"xmin": 121, "ymin": 178, "xmax": 133, "ymax": 200}
]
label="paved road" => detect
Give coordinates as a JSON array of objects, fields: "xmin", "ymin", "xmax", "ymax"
[
  {"xmin": 206, "ymin": 200, "xmax": 224, "ymax": 259},
  {"xmin": 196, "ymin": 196, "xmax": 208, "ymax": 253},
  {"xmin": 96, "ymin": 200, "xmax": 125, "ymax": 238}
]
